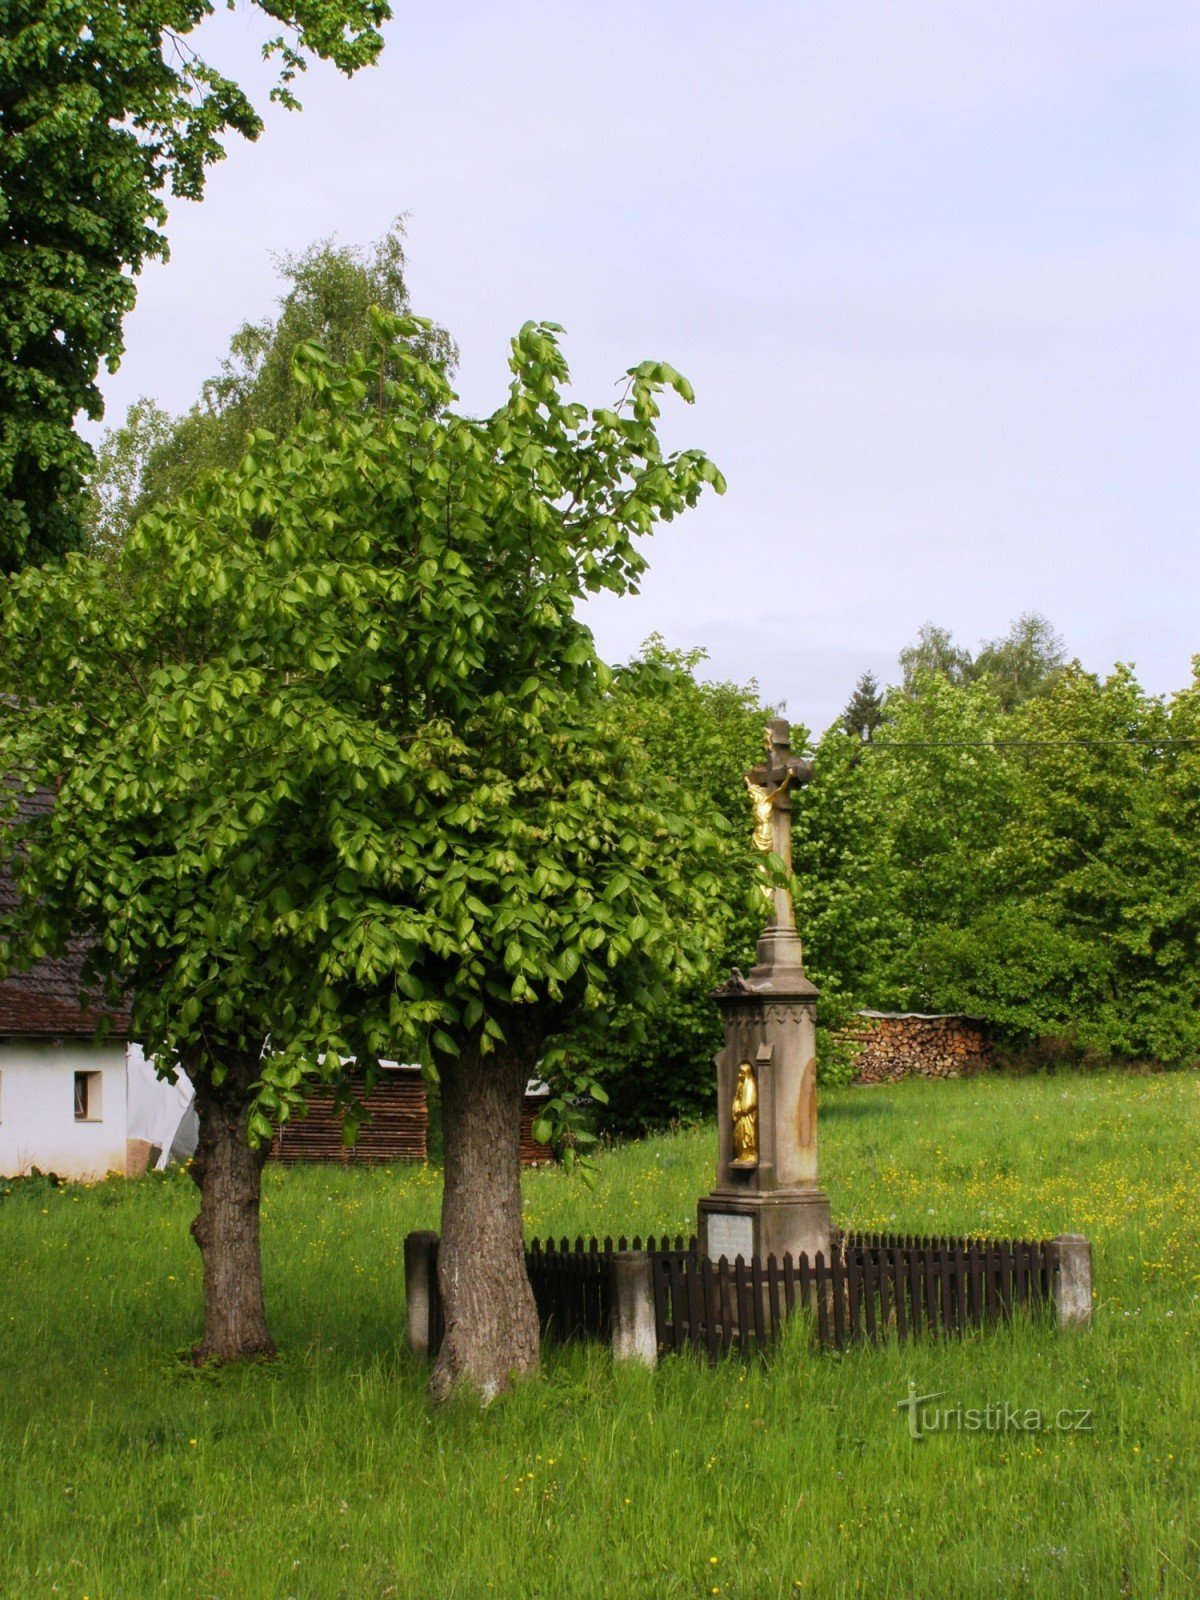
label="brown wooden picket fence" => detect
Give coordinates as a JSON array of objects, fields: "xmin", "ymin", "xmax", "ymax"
[
  {"xmin": 421, "ymin": 1234, "xmax": 694, "ymax": 1357},
  {"xmin": 525, "ymin": 1234, "xmax": 693, "ymax": 1342},
  {"xmin": 654, "ymin": 1232, "xmax": 1055, "ymax": 1358},
  {"xmin": 415, "ymin": 1230, "xmax": 1056, "ymax": 1363},
  {"xmin": 840, "ymin": 1230, "xmax": 1056, "ymax": 1344}
]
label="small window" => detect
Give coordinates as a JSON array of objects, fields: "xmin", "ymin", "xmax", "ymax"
[{"xmin": 74, "ymin": 1071, "xmax": 103, "ymax": 1122}]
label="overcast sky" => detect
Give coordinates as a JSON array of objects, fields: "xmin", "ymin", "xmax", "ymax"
[{"xmin": 92, "ymin": 2, "xmax": 1199, "ymax": 736}]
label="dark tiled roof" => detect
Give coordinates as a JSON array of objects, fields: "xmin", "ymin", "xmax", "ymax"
[{"xmin": 0, "ymin": 784, "xmax": 130, "ymax": 1041}]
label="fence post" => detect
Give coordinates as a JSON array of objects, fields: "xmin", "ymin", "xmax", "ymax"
[
  {"xmin": 1047, "ymin": 1234, "xmax": 1092, "ymax": 1328},
  {"xmin": 609, "ymin": 1251, "xmax": 657, "ymax": 1368},
  {"xmin": 405, "ymin": 1230, "xmax": 440, "ymax": 1359}
]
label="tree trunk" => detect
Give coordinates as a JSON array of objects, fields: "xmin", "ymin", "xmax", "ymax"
[
  {"xmin": 187, "ymin": 1064, "xmax": 276, "ymax": 1364},
  {"xmin": 429, "ymin": 1046, "xmax": 538, "ymax": 1404}
]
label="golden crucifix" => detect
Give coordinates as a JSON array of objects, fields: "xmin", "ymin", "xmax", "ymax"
[
  {"xmin": 744, "ymin": 719, "xmax": 813, "ymax": 934},
  {"xmin": 744, "ymin": 772, "xmax": 790, "ymax": 855}
]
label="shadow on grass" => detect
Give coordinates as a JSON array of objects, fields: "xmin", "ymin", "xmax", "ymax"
[{"xmin": 821, "ymin": 1093, "xmax": 905, "ymax": 1122}]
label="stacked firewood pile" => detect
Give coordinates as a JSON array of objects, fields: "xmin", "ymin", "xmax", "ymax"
[{"xmin": 847, "ymin": 1012, "xmax": 993, "ymax": 1084}]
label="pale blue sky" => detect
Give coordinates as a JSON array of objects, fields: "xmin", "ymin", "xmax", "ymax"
[{"xmin": 94, "ymin": 2, "xmax": 1200, "ymax": 736}]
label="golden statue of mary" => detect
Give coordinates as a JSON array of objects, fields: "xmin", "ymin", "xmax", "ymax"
[{"xmin": 731, "ymin": 1060, "xmax": 758, "ymax": 1164}]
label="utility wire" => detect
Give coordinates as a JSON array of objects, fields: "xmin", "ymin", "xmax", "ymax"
[{"xmin": 850, "ymin": 737, "xmax": 1200, "ymax": 749}]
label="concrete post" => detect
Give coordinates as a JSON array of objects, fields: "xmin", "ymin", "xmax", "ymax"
[
  {"xmin": 609, "ymin": 1252, "xmax": 657, "ymax": 1368},
  {"xmin": 404, "ymin": 1230, "xmax": 439, "ymax": 1359},
  {"xmin": 1048, "ymin": 1233, "xmax": 1092, "ymax": 1328}
]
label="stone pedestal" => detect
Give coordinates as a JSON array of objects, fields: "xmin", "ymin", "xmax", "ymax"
[
  {"xmin": 698, "ymin": 1186, "xmax": 831, "ymax": 1265},
  {"xmin": 697, "ymin": 942, "xmax": 831, "ymax": 1265}
]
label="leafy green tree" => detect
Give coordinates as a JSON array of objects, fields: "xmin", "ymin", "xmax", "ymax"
[
  {"xmin": 1143, "ymin": 664, "xmax": 1200, "ymax": 1057},
  {"xmin": 563, "ymin": 639, "xmax": 776, "ymax": 1135},
  {"xmin": 871, "ymin": 676, "xmax": 1017, "ymax": 1004},
  {"xmin": 803, "ymin": 653, "xmax": 1200, "ymax": 1067},
  {"xmin": 897, "ymin": 614, "xmax": 1065, "ymax": 709},
  {"xmin": 87, "ymin": 224, "xmax": 454, "ymax": 554},
  {"xmin": 898, "ymin": 623, "xmax": 975, "ymax": 695},
  {"xmin": 789, "ymin": 674, "xmax": 1013, "ymax": 1071},
  {"xmin": 0, "ymin": 315, "xmax": 725, "ymax": 1396},
  {"xmin": 973, "ymin": 612, "xmax": 1066, "ymax": 711},
  {"xmin": 86, "ymin": 399, "xmax": 176, "ymax": 564},
  {"xmin": 916, "ymin": 664, "xmax": 1200, "ymax": 1061},
  {"xmin": 789, "ymin": 725, "xmax": 905, "ymax": 1070},
  {"xmin": 0, "ymin": 0, "xmax": 390, "ymax": 573}
]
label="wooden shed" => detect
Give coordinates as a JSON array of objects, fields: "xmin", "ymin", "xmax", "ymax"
[
  {"xmin": 520, "ymin": 1081, "xmax": 553, "ymax": 1166},
  {"xmin": 267, "ymin": 1070, "xmax": 558, "ymax": 1166},
  {"xmin": 269, "ymin": 1063, "xmax": 428, "ymax": 1164}
]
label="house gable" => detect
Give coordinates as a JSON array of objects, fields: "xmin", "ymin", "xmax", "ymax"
[{"xmin": 1, "ymin": 785, "xmax": 130, "ymax": 1043}]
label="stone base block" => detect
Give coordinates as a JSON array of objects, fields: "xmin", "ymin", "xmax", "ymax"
[{"xmin": 698, "ymin": 1188, "xmax": 832, "ymax": 1265}]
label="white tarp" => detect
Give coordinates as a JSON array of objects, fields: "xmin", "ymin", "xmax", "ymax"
[{"xmin": 125, "ymin": 1044, "xmax": 198, "ymax": 1168}]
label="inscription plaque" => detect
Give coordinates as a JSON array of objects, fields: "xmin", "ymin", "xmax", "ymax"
[{"xmin": 705, "ymin": 1211, "xmax": 754, "ymax": 1264}]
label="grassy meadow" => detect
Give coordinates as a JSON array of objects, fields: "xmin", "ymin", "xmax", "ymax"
[{"xmin": 2, "ymin": 1070, "xmax": 1198, "ymax": 1599}]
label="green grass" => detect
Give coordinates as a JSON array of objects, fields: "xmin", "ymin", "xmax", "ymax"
[{"xmin": 2, "ymin": 1070, "xmax": 1198, "ymax": 1599}]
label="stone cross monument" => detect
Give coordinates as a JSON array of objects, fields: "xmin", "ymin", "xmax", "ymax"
[{"xmin": 697, "ymin": 717, "xmax": 833, "ymax": 1265}]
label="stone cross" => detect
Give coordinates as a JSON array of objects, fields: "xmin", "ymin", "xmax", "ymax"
[
  {"xmin": 698, "ymin": 714, "xmax": 831, "ymax": 1266},
  {"xmin": 744, "ymin": 717, "xmax": 813, "ymax": 977}
]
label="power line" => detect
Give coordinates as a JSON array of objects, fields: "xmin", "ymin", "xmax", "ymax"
[{"xmin": 853, "ymin": 737, "xmax": 1200, "ymax": 750}]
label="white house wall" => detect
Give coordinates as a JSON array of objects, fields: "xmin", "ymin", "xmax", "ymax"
[{"xmin": 0, "ymin": 1040, "xmax": 129, "ymax": 1182}]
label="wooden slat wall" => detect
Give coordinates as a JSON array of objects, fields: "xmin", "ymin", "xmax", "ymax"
[
  {"xmin": 520, "ymin": 1100, "xmax": 553, "ymax": 1166},
  {"xmin": 270, "ymin": 1081, "xmax": 556, "ymax": 1166},
  {"xmin": 270, "ymin": 1070, "xmax": 427, "ymax": 1164}
]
